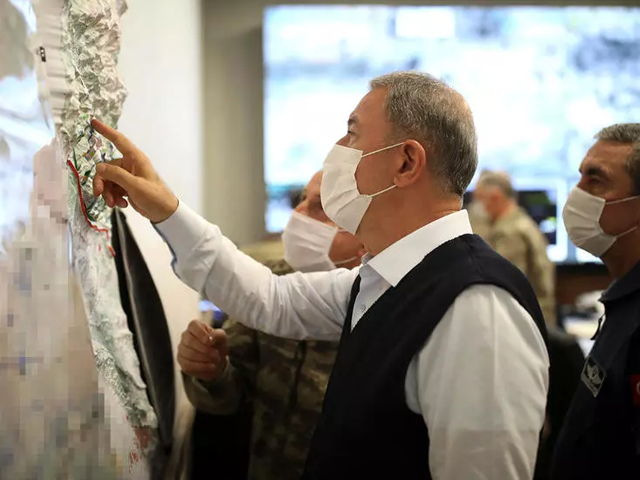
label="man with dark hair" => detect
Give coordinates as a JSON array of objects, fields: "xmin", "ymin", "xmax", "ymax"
[
  {"xmin": 553, "ymin": 123, "xmax": 640, "ymax": 480},
  {"xmin": 91, "ymin": 71, "xmax": 549, "ymax": 479}
]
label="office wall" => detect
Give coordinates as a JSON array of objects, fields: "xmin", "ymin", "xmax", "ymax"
[
  {"xmin": 118, "ymin": 0, "xmax": 202, "ymax": 465},
  {"xmin": 202, "ymin": 0, "xmax": 635, "ymax": 246}
]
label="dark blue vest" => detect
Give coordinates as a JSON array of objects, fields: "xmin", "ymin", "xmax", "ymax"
[
  {"xmin": 552, "ymin": 260, "xmax": 640, "ymax": 480},
  {"xmin": 302, "ymin": 234, "xmax": 547, "ymax": 479}
]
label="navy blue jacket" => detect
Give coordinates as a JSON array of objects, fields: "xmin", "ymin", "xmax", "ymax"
[{"xmin": 552, "ymin": 259, "xmax": 640, "ymax": 479}]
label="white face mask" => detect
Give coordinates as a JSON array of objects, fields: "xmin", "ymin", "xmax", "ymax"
[
  {"xmin": 562, "ymin": 186, "xmax": 640, "ymax": 257},
  {"xmin": 282, "ymin": 211, "xmax": 358, "ymax": 272},
  {"xmin": 320, "ymin": 143, "xmax": 403, "ymax": 234}
]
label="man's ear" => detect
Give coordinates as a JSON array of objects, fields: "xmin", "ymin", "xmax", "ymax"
[{"xmin": 395, "ymin": 140, "xmax": 427, "ymax": 188}]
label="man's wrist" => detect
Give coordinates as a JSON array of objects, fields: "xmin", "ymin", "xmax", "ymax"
[
  {"xmin": 152, "ymin": 196, "xmax": 179, "ymax": 224},
  {"xmin": 196, "ymin": 357, "xmax": 230, "ymax": 389}
]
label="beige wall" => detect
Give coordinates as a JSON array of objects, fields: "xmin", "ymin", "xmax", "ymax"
[
  {"xmin": 202, "ymin": 1, "xmax": 265, "ymax": 245},
  {"xmin": 118, "ymin": 0, "xmax": 203, "ymax": 460},
  {"xmin": 201, "ymin": 0, "xmax": 635, "ymax": 246}
]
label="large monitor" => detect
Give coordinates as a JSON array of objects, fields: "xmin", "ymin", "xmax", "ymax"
[{"xmin": 263, "ymin": 5, "xmax": 640, "ymax": 263}]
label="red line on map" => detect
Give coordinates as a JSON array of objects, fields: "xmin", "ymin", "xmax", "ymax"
[{"xmin": 66, "ymin": 159, "xmax": 115, "ymax": 257}]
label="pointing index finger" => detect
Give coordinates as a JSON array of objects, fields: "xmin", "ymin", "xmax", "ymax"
[{"xmin": 91, "ymin": 119, "xmax": 135, "ymax": 155}]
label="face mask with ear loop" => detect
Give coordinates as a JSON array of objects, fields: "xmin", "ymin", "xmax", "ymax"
[
  {"xmin": 320, "ymin": 143, "xmax": 404, "ymax": 234},
  {"xmin": 282, "ymin": 211, "xmax": 360, "ymax": 273},
  {"xmin": 562, "ymin": 186, "xmax": 640, "ymax": 257}
]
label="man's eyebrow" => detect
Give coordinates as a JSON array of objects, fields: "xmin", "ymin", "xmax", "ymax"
[
  {"xmin": 348, "ymin": 114, "xmax": 358, "ymax": 127},
  {"xmin": 580, "ymin": 165, "xmax": 609, "ymax": 179}
]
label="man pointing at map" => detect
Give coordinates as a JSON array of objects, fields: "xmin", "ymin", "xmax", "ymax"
[{"xmin": 93, "ymin": 71, "xmax": 549, "ymax": 479}]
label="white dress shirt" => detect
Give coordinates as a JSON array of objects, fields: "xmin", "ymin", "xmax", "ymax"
[{"xmin": 157, "ymin": 203, "xmax": 549, "ymax": 480}]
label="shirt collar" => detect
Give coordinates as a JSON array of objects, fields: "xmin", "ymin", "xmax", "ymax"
[
  {"xmin": 600, "ymin": 258, "xmax": 640, "ymax": 304},
  {"xmin": 362, "ymin": 210, "xmax": 473, "ymax": 287}
]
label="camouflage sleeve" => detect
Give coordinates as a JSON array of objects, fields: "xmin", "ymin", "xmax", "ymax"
[
  {"xmin": 182, "ymin": 361, "xmax": 243, "ymax": 415},
  {"xmin": 181, "ymin": 319, "xmax": 259, "ymax": 415},
  {"xmin": 224, "ymin": 319, "xmax": 260, "ymax": 399},
  {"xmin": 491, "ymin": 225, "xmax": 556, "ymax": 325},
  {"xmin": 491, "ymin": 231, "xmax": 528, "ymax": 274},
  {"xmin": 523, "ymin": 225, "xmax": 556, "ymax": 326}
]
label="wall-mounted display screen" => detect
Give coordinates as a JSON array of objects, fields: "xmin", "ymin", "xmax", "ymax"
[{"xmin": 264, "ymin": 5, "xmax": 640, "ymax": 263}]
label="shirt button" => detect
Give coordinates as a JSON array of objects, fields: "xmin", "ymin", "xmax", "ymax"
[{"xmin": 359, "ymin": 305, "xmax": 366, "ymax": 313}]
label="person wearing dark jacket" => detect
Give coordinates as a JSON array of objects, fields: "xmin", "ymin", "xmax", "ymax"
[{"xmin": 553, "ymin": 123, "xmax": 640, "ymax": 479}]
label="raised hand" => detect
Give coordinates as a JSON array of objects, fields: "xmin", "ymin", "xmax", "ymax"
[
  {"xmin": 177, "ymin": 320, "xmax": 229, "ymax": 383},
  {"xmin": 91, "ymin": 119, "xmax": 179, "ymax": 223}
]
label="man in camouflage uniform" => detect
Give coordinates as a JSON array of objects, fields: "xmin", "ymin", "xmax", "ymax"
[
  {"xmin": 181, "ymin": 171, "xmax": 365, "ymax": 480},
  {"xmin": 473, "ymin": 171, "xmax": 556, "ymax": 326},
  {"xmin": 466, "ymin": 196, "xmax": 492, "ymax": 240}
]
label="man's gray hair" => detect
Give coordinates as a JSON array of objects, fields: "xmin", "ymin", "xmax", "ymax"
[
  {"xmin": 370, "ymin": 71, "xmax": 478, "ymax": 197},
  {"xmin": 595, "ymin": 123, "xmax": 640, "ymax": 195},
  {"xmin": 476, "ymin": 170, "xmax": 516, "ymax": 199}
]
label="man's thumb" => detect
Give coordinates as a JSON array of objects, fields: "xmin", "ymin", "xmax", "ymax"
[
  {"xmin": 209, "ymin": 328, "xmax": 228, "ymax": 349},
  {"xmin": 96, "ymin": 163, "xmax": 138, "ymax": 190}
]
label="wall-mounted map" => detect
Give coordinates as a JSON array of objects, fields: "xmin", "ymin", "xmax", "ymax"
[
  {"xmin": 0, "ymin": 0, "xmax": 120, "ymax": 477},
  {"xmin": 1, "ymin": 0, "xmax": 159, "ymax": 476}
]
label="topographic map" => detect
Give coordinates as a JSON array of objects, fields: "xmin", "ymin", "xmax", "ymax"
[
  {"xmin": 0, "ymin": 0, "xmax": 120, "ymax": 477},
  {"xmin": 1, "ymin": 0, "xmax": 158, "ymax": 477},
  {"xmin": 52, "ymin": 0, "xmax": 158, "ymax": 474}
]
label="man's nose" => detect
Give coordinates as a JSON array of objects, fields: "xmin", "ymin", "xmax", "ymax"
[
  {"xmin": 574, "ymin": 177, "xmax": 588, "ymax": 192},
  {"xmin": 336, "ymin": 136, "xmax": 349, "ymax": 147}
]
